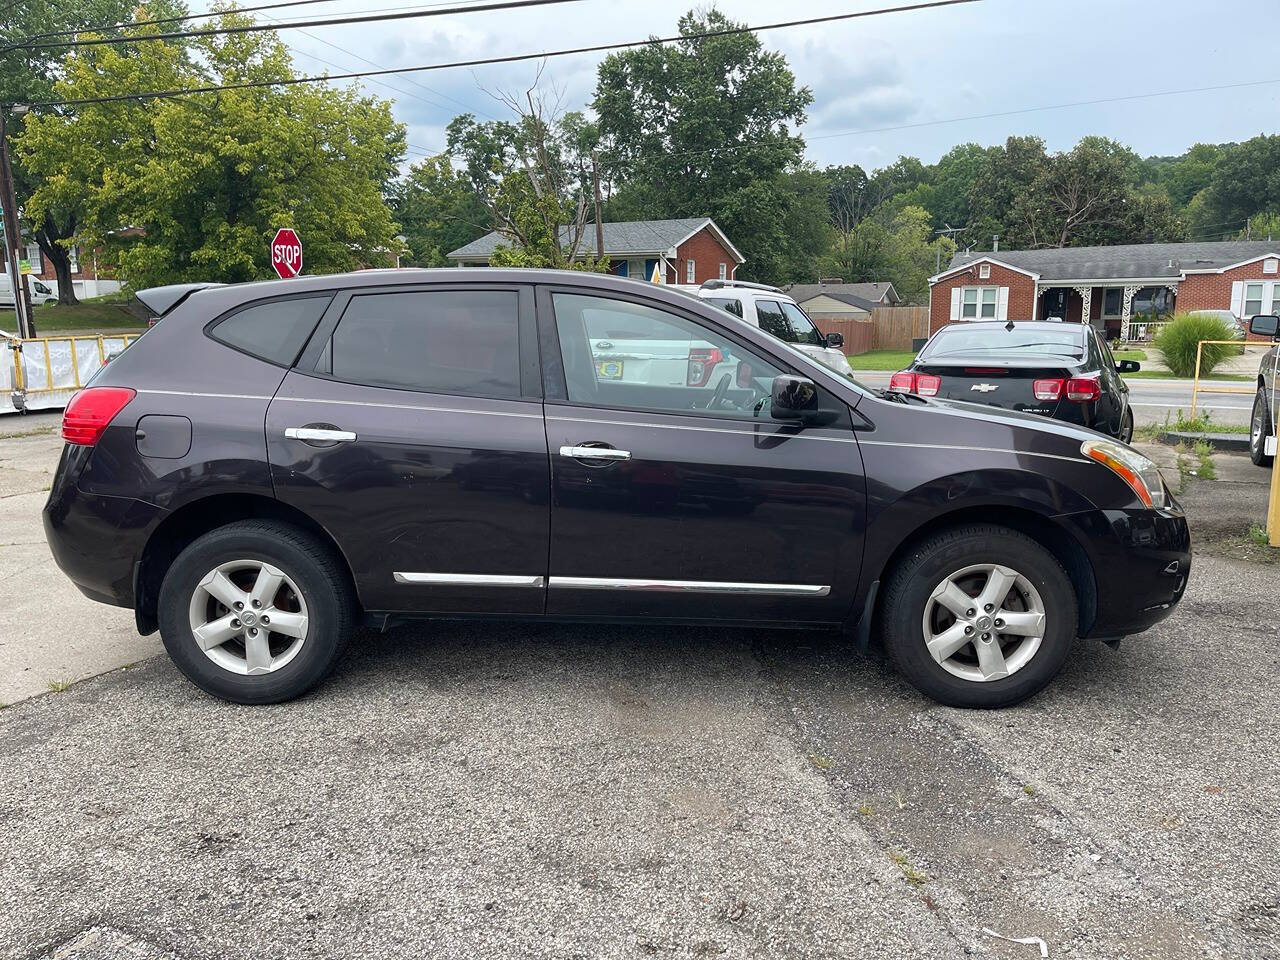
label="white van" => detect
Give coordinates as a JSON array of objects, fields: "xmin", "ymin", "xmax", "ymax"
[{"xmin": 0, "ymin": 277, "xmax": 57, "ymax": 307}]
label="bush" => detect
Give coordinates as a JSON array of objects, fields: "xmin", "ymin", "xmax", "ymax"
[{"xmin": 1153, "ymin": 313, "xmax": 1238, "ymax": 377}]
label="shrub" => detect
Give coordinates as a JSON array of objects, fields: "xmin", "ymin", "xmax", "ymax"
[{"xmin": 1153, "ymin": 313, "xmax": 1238, "ymax": 377}]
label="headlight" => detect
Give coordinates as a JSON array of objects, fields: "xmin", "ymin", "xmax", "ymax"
[{"xmin": 1081, "ymin": 439, "xmax": 1166, "ymax": 509}]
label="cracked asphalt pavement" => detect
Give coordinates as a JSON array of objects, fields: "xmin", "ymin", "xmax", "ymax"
[{"xmin": 2, "ymin": 549, "xmax": 1278, "ymax": 960}]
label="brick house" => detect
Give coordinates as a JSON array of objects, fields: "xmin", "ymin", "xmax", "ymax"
[
  {"xmin": 446, "ymin": 217, "xmax": 745, "ymax": 284},
  {"xmin": 928, "ymin": 240, "xmax": 1280, "ymax": 340}
]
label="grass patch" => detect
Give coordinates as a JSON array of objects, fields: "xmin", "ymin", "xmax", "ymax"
[
  {"xmin": 1140, "ymin": 409, "xmax": 1252, "ymax": 443},
  {"xmin": 887, "ymin": 849, "xmax": 929, "ymax": 887},
  {"xmin": 1248, "ymin": 524, "xmax": 1270, "ymax": 548},
  {"xmin": 46, "ymin": 679, "xmax": 71, "ymax": 693},
  {"xmin": 847, "ymin": 349, "xmax": 916, "ymax": 370},
  {"xmin": 857, "ymin": 803, "xmax": 874, "ymax": 817},
  {"xmin": 28, "ymin": 298, "xmax": 144, "ymax": 335},
  {"xmin": 1113, "ymin": 348, "xmax": 1147, "ymax": 361},
  {"xmin": 1022, "ymin": 784, "xmax": 1036, "ymax": 797}
]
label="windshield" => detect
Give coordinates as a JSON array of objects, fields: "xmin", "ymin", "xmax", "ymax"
[{"xmin": 924, "ymin": 325, "xmax": 1084, "ymax": 358}]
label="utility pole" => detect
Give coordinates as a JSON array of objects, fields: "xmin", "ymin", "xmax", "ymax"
[
  {"xmin": 0, "ymin": 104, "xmax": 34, "ymax": 338},
  {"xmin": 590, "ymin": 150, "xmax": 604, "ymax": 260}
]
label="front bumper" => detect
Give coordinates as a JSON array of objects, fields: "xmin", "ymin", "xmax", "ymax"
[
  {"xmin": 1061, "ymin": 505, "xmax": 1191, "ymax": 638},
  {"xmin": 43, "ymin": 468, "xmax": 165, "ymax": 609}
]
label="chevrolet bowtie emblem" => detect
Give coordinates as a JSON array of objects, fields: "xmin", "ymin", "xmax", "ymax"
[{"xmin": 971, "ymin": 383, "xmax": 999, "ymax": 392}]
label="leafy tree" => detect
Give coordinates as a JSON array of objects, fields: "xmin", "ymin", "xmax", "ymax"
[
  {"xmin": 1, "ymin": 0, "xmax": 187, "ymax": 302},
  {"xmin": 967, "ymin": 135, "xmax": 1052, "ymax": 249},
  {"xmin": 1204, "ymin": 135, "xmax": 1280, "ymax": 230},
  {"xmin": 19, "ymin": 15, "xmax": 406, "ymax": 288},
  {"xmin": 593, "ymin": 9, "xmax": 812, "ymax": 282},
  {"xmin": 391, "ymin": 155, "xmax": 489, "ymax": 267},
  {"xmin": 817, "ymin": 204, "xmax": 953, "ymax": 303}
]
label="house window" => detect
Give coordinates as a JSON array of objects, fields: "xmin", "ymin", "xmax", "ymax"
[
  {"xmin": 961, "ymin": 286, "xmax": 999, "ymax": 319},
  {"xmin": 718, "ymin": 262, "xmax": 727, "ymax": 280},
  {"xmin": 626, "ymin": 258, "xmax": 646, "ymax": 280},
  {"xmin": 69, "ymin": 245, "xmax": 80, "ymax": 273},
  {"xmin": 1265, "ymin": 258, "xmax": 1278, "ymax": 274},
  {"xmin": 978, "ymin": 264, "xmax": 991, "ymax": 279},
  {"xmin": 1101, "ymin": 287, "xmax": 1124, "ymax": 318},
  {"xmin": 686, "ymin": 259, "xmax": 696, "ymax": 284},
  {"xmin": 1245, "ymin": 282, "xmax": 1265, "ymax": 317},
  {"xmin": 25, "ymin": 243, "xmax": 42, "ymax": 274}
]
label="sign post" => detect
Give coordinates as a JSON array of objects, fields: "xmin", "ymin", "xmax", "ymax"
[{"xmin": 270, "ymin": 228, "xmax": 302, "ymax": 279}]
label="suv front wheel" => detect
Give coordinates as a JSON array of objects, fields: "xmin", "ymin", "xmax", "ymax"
[
  {"xmin": 158, "ymin": 520, "xmax": 355, "ymax": 704},
  {"xmin": 881, "ymin": 524, "xmax": 1077, "ymax": 708}
]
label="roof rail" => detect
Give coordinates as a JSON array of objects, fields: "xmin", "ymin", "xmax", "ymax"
[{"xmin": 699, "ymin": 278, "xmax": 783, "ymax": 293}]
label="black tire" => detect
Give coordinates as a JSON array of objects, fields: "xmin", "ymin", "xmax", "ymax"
[
  {"xmin": 1250, "ymin": 386, "xmax": 1273, "ymax": 467},
  {"xmin": 158, "ymin": 520, "xmax": 355, "ymax": 704},
  {"xmin": 880, "ymin": 524, "xmax": 1077, "ymax": 709},
  {"xmin": 1119, "ymin": 407, "xmax": 1134, "ymax": 444}
]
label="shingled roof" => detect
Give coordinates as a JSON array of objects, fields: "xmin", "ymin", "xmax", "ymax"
[
  {"xmin": 787, "ymin": 281, "xmax": 898, "ymax": 305},
  {"xmin": 938, "ymin": 240, "xmax": 1280, "ymax": 283},
  {"xmin": 447, "ymin": 217, "xmax": 744, "ymax": 263}
]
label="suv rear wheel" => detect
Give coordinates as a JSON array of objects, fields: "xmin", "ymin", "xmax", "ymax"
[
  {"xmin": 1250, "ymin": 385, "xmax": 1273, "ymax": 467},
  {"xmin": 158, "ymin": 520, "xmax": 354, "ymax": 704},
  {"xmin": 881, "ymin": 524, "xmax": 1077, "ymax": 708}
]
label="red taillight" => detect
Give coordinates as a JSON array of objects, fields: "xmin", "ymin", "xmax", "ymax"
[
  {"xmin": 1033, "ymin": 378, "xmax": 1064, "ymax": 401},
  {"xmin": 889, "ymin": 371, "xmax": 916, "ymax": 393},
  {"xmin": 687, "ymin": 346, "xmax": 724, "ymax": 387},
  {"xmin": 1065, "ymin": 376, "xmax": 1101, "ymax": 403},
  {"xmin": 888, "ymin": 371, "xmax": 940, "ymax": 396},
  {"xmin": 61, "ymin": 387, "xmax": 136, "ymax": 445}
]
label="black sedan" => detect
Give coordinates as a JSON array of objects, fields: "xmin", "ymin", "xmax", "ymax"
[
  {"xmin": 45, "ymin": 272, "xmax": 1187, "ymax": 710},
  {"xmin": 891, "ymin": 321, "xmax": 1140, "ymax": 442}
]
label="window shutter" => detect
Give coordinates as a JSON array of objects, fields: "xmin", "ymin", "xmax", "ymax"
[
  {"xmin": 949, "ymin": 288, "xmax": 961, "ymax": 322},
  {"xmin": 1230, "ymin": 281, "xmax": 1245, "ymax": 318},
  {"xmin": 996, "ymin": 287, "xmax": 1010, "ymax": 322}
]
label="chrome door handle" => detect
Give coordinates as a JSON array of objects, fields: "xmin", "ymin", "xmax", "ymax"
[
  {"xmin": 285, "ymin": 427, "xmax": 357, "ymax": 442},
  {"xmin": 559, "ymin": 445, "xmax": 631, "ymax": 461}
]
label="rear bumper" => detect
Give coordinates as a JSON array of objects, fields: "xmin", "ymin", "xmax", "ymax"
[
  {"xmin": 1061, "ymin": 505, "xmax": 1191, "ymax": 638},
  {"xmin": 43, "ymin": 476, "xmax": 164, "ymax": 610}
]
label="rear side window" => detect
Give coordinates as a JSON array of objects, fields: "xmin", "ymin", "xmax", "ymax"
[
  {"xmin": 322, "ymin": 290, "xmax": 520, "ymax": 398},
  {"xmin": 705, "ymin": 296, "xmax": 743, "ymax": 318},
  {"xmin": 209, "ymin": 295, "xmax": 333, "ymax": 366}
]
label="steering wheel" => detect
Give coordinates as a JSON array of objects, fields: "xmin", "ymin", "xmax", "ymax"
[{"xmin": 706, "ymin": 373, "xmax": 732, "ymax": 411}]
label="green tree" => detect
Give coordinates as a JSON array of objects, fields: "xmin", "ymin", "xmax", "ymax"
[
  {"xmin": 593, "ymin": 9, "xmax": 813, "ymax": 283},
  {"xmin": 1, "ymin": 1, "xmax": 187, "ymax": 302},
  {"xmin": 392, "ymin": 155, "xmax": 489, "ymax": 267},
  {"xmin": 19, "ymin": 15, "xmax": 406, "ymax": 288},
  {"xmin": 817, "ymin": 205, "xmax": 953, "ymax": 303},
  {"xmin": 1204, "ymin": 135, "xmax": 1280, "ymax": 230}
]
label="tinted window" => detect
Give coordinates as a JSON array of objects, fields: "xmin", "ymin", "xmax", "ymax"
[
  {"xmin": 925, "ymin": 325, "xmax": 1084, "ymax": 359},
  {"xmin": 325, "ymin": 290, "xmax": 519, "ymax": 398},
  {"xmin": 755, "ymin": 299, "xmax": 792, "ymax": 342},
  {"xmin": 209, "ymin": 295, "xmax": 333, "ymax": 365},
  {"xmin": 552, "ymin": 293, "xmax": 784, "ymax": 419},
  {"xmin": 705, "ymin": 296, "xmax": 743, "ymax": 318},
  {"xmin": 779, "ymin": 302, "xmax": 826, "ymax": 347}
]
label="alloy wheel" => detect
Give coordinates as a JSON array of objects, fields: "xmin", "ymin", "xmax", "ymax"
[
  {"xmin": 921, "ymin": 563, "xmax": 1046, "ymax": 682},
  {"xmin": 187, "ymin": 559, "xmax": 310, "ymax": 676},
  {"xmin": 1252, "ymin": 399, "xmax": 1265, "ymax": 455}
]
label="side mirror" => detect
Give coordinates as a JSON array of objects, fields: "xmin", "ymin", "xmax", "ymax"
[
  {"xmin": 770, "ymin": 374, "xmax": 819, "ymax": 421},
  {"xmin": 825, "ymin": 331, "xmax": 844, "ymax": 349},
  {"xmin": 1116, "ymin": 359, "xmax": 1141, "ymax": 373},
  {"xmin": 1249, "ymin": 314, "xmax": 1280, "ymax": 338}
]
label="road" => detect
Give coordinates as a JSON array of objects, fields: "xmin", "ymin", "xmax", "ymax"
[{"xmin": 851, "ymin": 372, "xmax": 1258, "ymax": 427}]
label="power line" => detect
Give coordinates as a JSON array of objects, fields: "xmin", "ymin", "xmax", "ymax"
[
  {"xmin": 18, "ymin": 0, "xmax": 589, "ymax": 52},
  {"xmin": 30, "ymin": 0, "xmax": 986, "ymax": 109},
  {"xmin": 16, "ymin": 0, "xmax": 352, "ymax": 43}
]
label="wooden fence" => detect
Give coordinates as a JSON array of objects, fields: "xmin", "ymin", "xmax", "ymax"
[{"xmin": 810, "ymin": 305, "xmax": 930, "ymax": 354}]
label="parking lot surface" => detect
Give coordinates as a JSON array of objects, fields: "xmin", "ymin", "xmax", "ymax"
[{"xmin": 2, "ymin": 413, "xmax": 1278, "ymax": 959}]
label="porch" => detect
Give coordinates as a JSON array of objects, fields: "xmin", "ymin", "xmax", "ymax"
[{"xmin": 1034, "ymin": 283, "xmax": 1176, "ymax": 342}]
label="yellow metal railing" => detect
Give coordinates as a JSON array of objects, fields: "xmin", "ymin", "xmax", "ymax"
[
  {"xmin": 6, "ymin": 333, "xmax": 137, "ymax": 397},
  {"xmin": 1187, "ymin": 340, "xmax": 1267, "ymax": 421}
]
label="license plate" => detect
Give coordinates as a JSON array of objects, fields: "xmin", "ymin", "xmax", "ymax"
[{"xmin": 597, "ymin": 360, "xmax": 623, "ymax": 379}]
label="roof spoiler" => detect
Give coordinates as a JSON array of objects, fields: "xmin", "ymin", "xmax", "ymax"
[{"xmin": 133, "ymin": 282, "xmax": 224, "ymax": 319}]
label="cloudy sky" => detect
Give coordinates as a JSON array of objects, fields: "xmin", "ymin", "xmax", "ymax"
[{"xmin": 195, "ymin": 0, "xmax": 1279, "ymax": 172}]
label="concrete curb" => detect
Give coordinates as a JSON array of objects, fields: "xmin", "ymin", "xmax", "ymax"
[{"xmin": 1158, "ymin": 430, "xmax": 1251, "ymax": 452}]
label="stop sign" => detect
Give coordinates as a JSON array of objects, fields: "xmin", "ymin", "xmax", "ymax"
[{"xmin": 270, "ymin": 228, "xmax": 302, "ymax": 279}]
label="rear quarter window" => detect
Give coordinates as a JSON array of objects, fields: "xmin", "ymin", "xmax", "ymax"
[{"xmin": 208, "ymin": 295, "xmax": 334, "ymax": 366}]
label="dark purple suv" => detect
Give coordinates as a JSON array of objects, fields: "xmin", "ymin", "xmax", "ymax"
[{"xmin": 45, "ymin": 270, "xmax": 1190, "ymax": 708}]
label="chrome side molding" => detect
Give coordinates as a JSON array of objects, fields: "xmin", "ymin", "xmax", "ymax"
[
  {"xmin": 549, "ymin": 576, "xmax": 830, "ymax": 596},
  {"xmin": 393, "ymin": 572, "xmax": 545, "ymax": 587}
]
